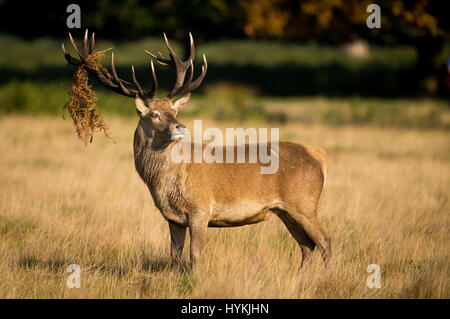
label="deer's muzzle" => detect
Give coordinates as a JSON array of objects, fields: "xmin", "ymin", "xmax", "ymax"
[{"xmin": 171, "ymin": 124, "xmax": 186, "ymax": 141}]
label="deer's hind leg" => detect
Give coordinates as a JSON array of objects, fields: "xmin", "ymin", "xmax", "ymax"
[
  {"xmin": 286, "ymin": 206, "xmax": 331, "ymax": 267},
  {"xmin": 275, "ymin": 209, "xmax": 316, "ymax": 268}
]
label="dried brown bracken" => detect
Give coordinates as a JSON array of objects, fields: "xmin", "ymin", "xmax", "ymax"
[{"xmin": 64, "ymin": 50, "xmax": 114, "ymax": 145}]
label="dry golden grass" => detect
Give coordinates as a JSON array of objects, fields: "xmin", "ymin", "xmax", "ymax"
[{"xmin": 0, "ymin": 114, "xmax": 448, "ymax": 298}]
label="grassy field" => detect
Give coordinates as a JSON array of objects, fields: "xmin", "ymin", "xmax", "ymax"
[
  {"xmin": 2, "ymin": 32, "xmax": 449, "ymax": 98},
  {"xmin": 0, "ymin": 111, "xmax": 448, "ymax": 298},
  {"xmin": 1, "ymin": 80, "xmax": 449, "ymax": 130}
]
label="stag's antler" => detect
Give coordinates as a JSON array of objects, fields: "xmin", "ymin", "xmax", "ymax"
[
  {"xmin": 62, "ymin": 31, "xmax": 206, "ymax": 102},
  {"xmin": 145, "ymin": 33, "xmax": 207, "ymax": 99},
  {"xmin": 62, "ymin": 30, "xmax": 157, "ymax": 103}
]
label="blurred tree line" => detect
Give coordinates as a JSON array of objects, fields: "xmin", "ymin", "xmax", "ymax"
[
  {"xmin": 1, "ymin": 1, "xmax": 446, "ymax": 42},
  {"xmin": 239, "ymin": 0, "xmax": 449, "ymax": 95},
  {"xmin": 0, "ymin": 0, "xmax": 448, "ymax": 95}
]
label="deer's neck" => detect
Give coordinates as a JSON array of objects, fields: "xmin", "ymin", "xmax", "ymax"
[
  {"xmin": 133, "ymin": 124, "xmax": 180, "ymax": 188},
  {"xmin": 133, "ymin": 123, "xmax": 192, "ymax": 224}
]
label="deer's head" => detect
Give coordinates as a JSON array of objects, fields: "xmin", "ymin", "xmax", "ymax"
[{"xmin": 62, "ymin": 31, "xmax": 207, "ymax": 142}]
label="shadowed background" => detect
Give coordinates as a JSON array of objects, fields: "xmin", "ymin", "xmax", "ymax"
[{"xmin": 0, "ymin": 0, "xmax": 449, "ymax": 124}]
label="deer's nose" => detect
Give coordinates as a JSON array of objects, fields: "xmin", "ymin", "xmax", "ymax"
[
  {"xmin": 173, "ymin": 123, "xmax": 186, "ymax": 135},
  {"xmin": 171, "ymin": 123, "xmax": 186, "ymax": 141}
]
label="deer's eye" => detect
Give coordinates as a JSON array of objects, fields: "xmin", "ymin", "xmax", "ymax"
[{"xmin": 150, "ymin": 112, "xmax": 159, "ymax": 119}]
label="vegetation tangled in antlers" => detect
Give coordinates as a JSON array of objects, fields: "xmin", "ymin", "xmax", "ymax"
[
  {"xmin": 64, "ymin": 49, "xmax": 114, "ymax": 145},
  {"xmin": 62, "ymin": 30, "xmax": 207, "ymax": 145}
]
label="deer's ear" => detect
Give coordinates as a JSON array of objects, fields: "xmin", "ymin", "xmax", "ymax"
[
  {"xmin": 172, "ymin": 93, "xmax": 191, "ymax": 113},
  {"xmin": 135, "ymin": 96, "xmax": 149, "ymax": 117}
]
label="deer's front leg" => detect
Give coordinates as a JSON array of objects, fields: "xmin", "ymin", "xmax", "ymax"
[
  {"xmin": 169, "ymin": 221, "xmax": 187, "ymax": 263},
  {"xmin": 189, "ymin": 216, "xmax": 208, "ymax": 272}
]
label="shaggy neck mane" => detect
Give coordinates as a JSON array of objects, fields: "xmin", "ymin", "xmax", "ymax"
[
  {"xmin": 133, "ymin": 123, "xmax": 177, "ymax": 187},
  {"xmin": 133, "ymin": 122, "xmax": 190, "ymax": 217}
]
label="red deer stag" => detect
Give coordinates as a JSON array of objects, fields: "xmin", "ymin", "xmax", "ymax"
[{"xmin": 62, "ymin": 31, "xmax": 331, "ymax": 271}]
